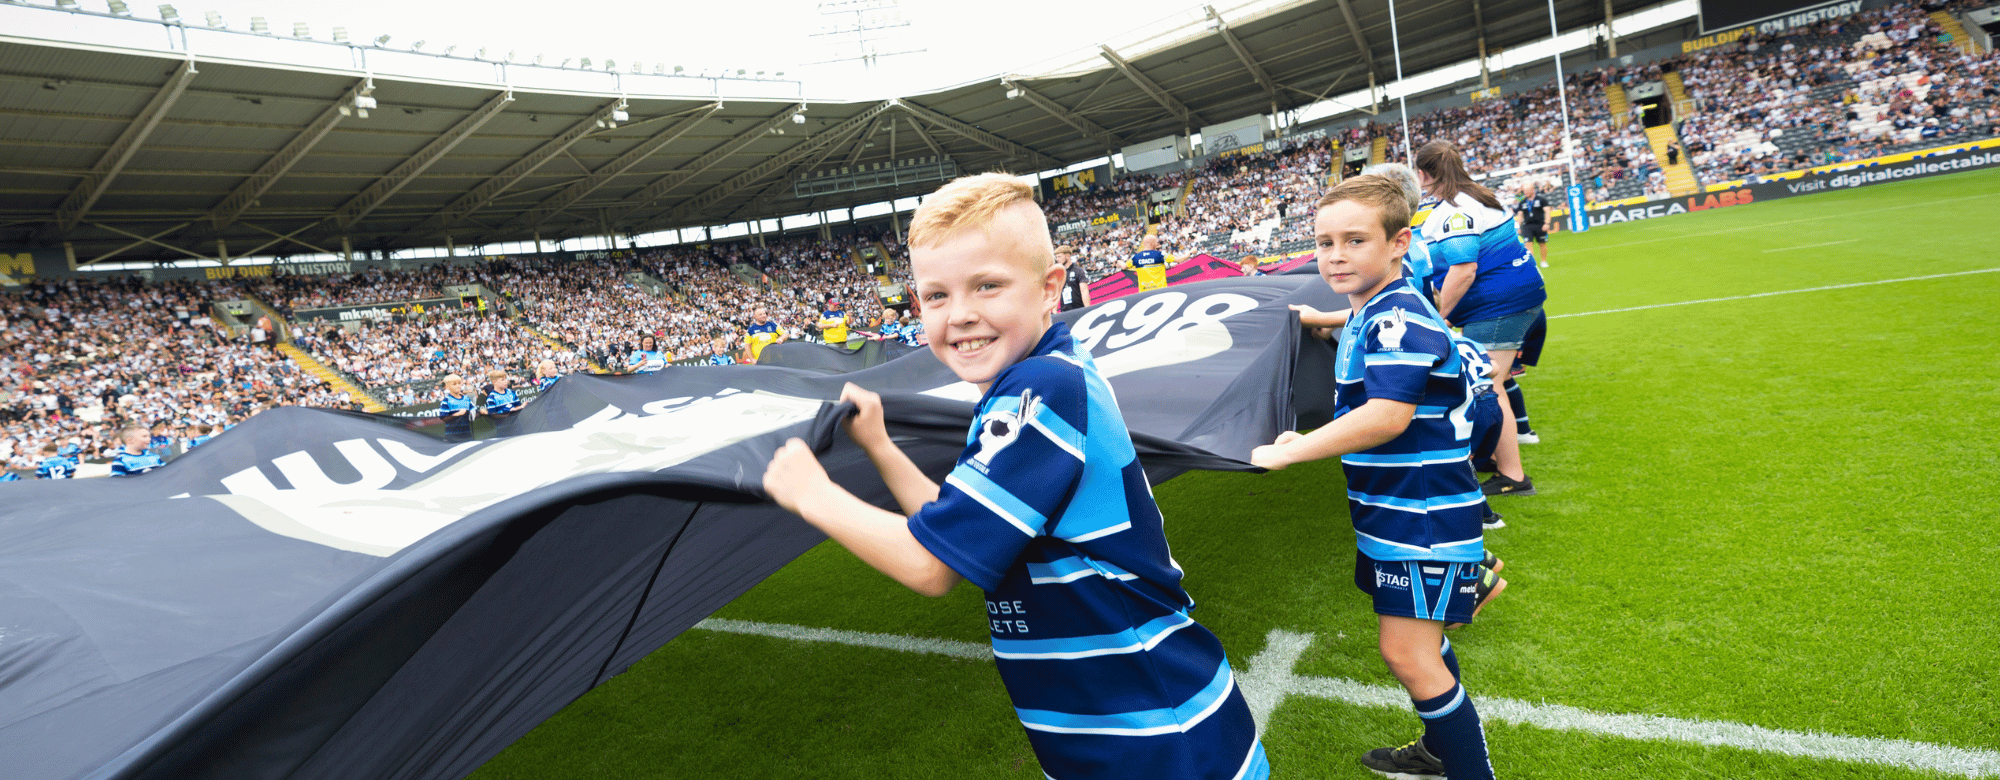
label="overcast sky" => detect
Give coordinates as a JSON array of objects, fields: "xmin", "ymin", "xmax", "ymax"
[{"xmin": 1, "ymin": 0, "xmax": 1224, "ymax": 97}]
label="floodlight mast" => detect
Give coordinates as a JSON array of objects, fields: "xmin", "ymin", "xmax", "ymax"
[{"xmin": 812, "ymin": 0, "xmax": 922, "ymax": 68}]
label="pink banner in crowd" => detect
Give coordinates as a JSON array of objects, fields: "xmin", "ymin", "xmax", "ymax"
[{"xmin": 1087, "ymin": 253, "xmax": 1310, "ymax": 303}]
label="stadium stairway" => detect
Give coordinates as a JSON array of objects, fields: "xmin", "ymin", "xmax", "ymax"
[
  {"xmin": 1607, "ymin": 83, "xmax": 1631, "ymax": 124},
  {"xmin": 467, "ymin": 283, "xmax": 517, "ymax": 317},
  {"xmin": 872, "ymin": 241, "xmax": 892, "ymax": 283},
  {"xmin": 625, "ymin": 271, "xmax": 667, "ymax": 297},
  {"xmin": 1931, "ymin": 11, "xmax": 1977, "ymax": 53},
  {"xmin": 1370, "ymin": 135, "xmax": 1389, "ymax": 165},
  {"xmin": 1644, "ymin": 124, "xmax": 1703, "ymax": 197},
  {"xmin": 727, "ymin": 263, "xmax": 764, "ymax": 289},
  {"xmin": 276, "ymin": 343, "xmax": 388, "ymax": 413},
  {"xmin": 1664, "ymin": 72, "xmax": 1695, "ymax": 118},
  {"xmin": 243, "ymin": 295, "xmax": 290, "ymax": 341}
]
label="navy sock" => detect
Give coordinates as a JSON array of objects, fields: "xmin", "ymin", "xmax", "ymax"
[
  {"xmin": 1414, "ymin": 683, "xmax": 1494, "ymax": 780},
  {"xmin": 1440, "ymin": 636, "xmax": 1461, "ymax": 684},
  {"xmin": 1505, "ymin": 379, "xmax": 1530, "ymax": 434}
]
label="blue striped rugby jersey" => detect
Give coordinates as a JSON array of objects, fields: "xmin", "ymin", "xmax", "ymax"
[
  {"xmin": 1418, "ymin": 193, "xmax": 1546, "ymax": 325},
  {"xmin": 1392, "ymin": 276, "xmax": 1496, "ymax": 396},
  {"xmin": 108, "ymin": 450, "xmax": 164, "ymax": 477},
  {"xmin": 37, "ymin": 455, "xmax": 77, "ymax": 480},
  {"xmin": 1334, "ymin": 278, "xmax": 1486, "ymax": 563},
  {"xmin": 908, "ymin": 321, "xmax": 1268, "ymax": 780}
]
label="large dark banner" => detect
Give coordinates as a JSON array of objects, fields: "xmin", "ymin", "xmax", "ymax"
[{"xmin": 0, "ymin": 274, "xmax": 1343, "ymax": 780}]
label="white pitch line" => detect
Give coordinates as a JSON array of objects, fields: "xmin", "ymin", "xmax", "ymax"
[
  {"xmin": 1550, "ymin": 267, "xmax": 2000, "ymax": 320},
  {"xmin": 695, "ymin": 617, "xmax": 992, "ymax": 660},
  {"xmin": 693, "ymin": 619, "xmax": 2000, "ymax": 778},
  {"xmin": 1762, "ymin": 238, "xmax": 1860, "ymax": 253},
  {"xmin": 1245, "ymin": 630, "xmax": 2000, "ymax": 779}
]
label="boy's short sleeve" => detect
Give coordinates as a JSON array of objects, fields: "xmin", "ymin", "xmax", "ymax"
[
  {"xmin": 908, "ymin": 359, "xmax": 1088, "ymax": 592},
  {"xmin": 1359, "ymin": 306, "xmax": 1452, "ymax": 405}
]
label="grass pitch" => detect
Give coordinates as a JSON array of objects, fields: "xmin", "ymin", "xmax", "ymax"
[{"xmin": 473, "ymin": 167, "xmax": 2000, "ymax": 779}]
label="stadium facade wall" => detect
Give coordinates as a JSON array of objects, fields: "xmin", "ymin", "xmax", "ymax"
[{"xmin": 0, "ymin": 248, "xmax": 641, "ymax": 285}]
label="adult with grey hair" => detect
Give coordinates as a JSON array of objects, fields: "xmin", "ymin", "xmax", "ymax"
[{"xmin": 1361, "ymin": 163, "xmax": 1436, "ymax": 288}]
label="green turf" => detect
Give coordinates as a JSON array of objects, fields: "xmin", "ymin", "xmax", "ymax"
[{"xmin": 472, "ymin": 166, "xmax": 2000, "ymax": 779}]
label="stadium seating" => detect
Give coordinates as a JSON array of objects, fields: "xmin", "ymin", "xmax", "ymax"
[{"xmin": 6, "ymin": 0, "xmax": 1994, "ymax": 478}]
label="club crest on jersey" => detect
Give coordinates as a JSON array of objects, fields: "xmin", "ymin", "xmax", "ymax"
[
  {"xmin": 970, "ymin": 389, "xmax": 1037, "ymax": 472},
  {"xmin": 1375, "ymin": 308, "xmax": 1411, "ymax": 351},
  {"xmin": 1444, "ymin": 213, "xmax": 1473, "ymax": 233}
]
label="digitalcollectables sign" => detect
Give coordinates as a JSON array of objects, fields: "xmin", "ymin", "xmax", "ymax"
[{"xmin": 1581, "ymin": 143, "xmax": 2000, "ymax": 227}]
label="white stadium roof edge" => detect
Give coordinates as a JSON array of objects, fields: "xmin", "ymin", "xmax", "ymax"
[{"xmin": 0, "ymin": 0, "xmax": 1671, "ymax": 267}]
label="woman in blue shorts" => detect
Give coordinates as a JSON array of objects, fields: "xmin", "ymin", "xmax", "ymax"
[{"xmin": 1413, "ymin": 141, "xmax": 1546, "ymax": 497}]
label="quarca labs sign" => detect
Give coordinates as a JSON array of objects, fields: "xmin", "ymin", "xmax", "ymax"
[{"xmin": 1583, "ymin": 188, "xmax": 1760, "ymax": 227}]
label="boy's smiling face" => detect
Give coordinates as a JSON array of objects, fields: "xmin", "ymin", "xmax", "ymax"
[
  {"xmin": 1314, "ymin": 200, "xmax": 1410, "ymax": 303},
  {"xmin": 912, "ymin": 202, "xmax": 1064, "ymax": 391}
]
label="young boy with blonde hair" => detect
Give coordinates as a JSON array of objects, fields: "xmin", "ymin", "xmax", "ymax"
[
  {"xmin": 1252, "ymin": 175, "xmax": 1499, "ymax": 780},
  {"xmin": 764, "ymin": 172, "xmax": 1267, "ymax": 780}
]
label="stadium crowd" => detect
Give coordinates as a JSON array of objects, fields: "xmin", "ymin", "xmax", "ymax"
[
  {"xmin": 7, "ymin": 0, "xmax": 1995, "ymax": 477},
  {"xmin": 0, "ymin": 277, "xmax": 350, "ymax": 473},
  {"xmin": 1674, "ymin": 1, "xmax": 2000, "ymax": 182}
]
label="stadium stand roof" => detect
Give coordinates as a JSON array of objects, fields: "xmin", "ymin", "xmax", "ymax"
[{"xmin": 0, "ymin": 0, "xmax": 1663, "ymax": 266}]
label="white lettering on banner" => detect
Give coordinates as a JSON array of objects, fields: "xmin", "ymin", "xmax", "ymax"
[
  {"xmin": 210, "ymin": 392, "xmax": 823, "ymax": 555},
  {"xmin": 1072, "ymin": 292, "xmax": 1259, "ymax": 353},
  {"xmin": 1821, "ymin": 153, "xmax": 2000, "ymax": 189},
  {"xmin": 921, "ymin": 291, "xmax": 1262, "ymax": 404}
]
